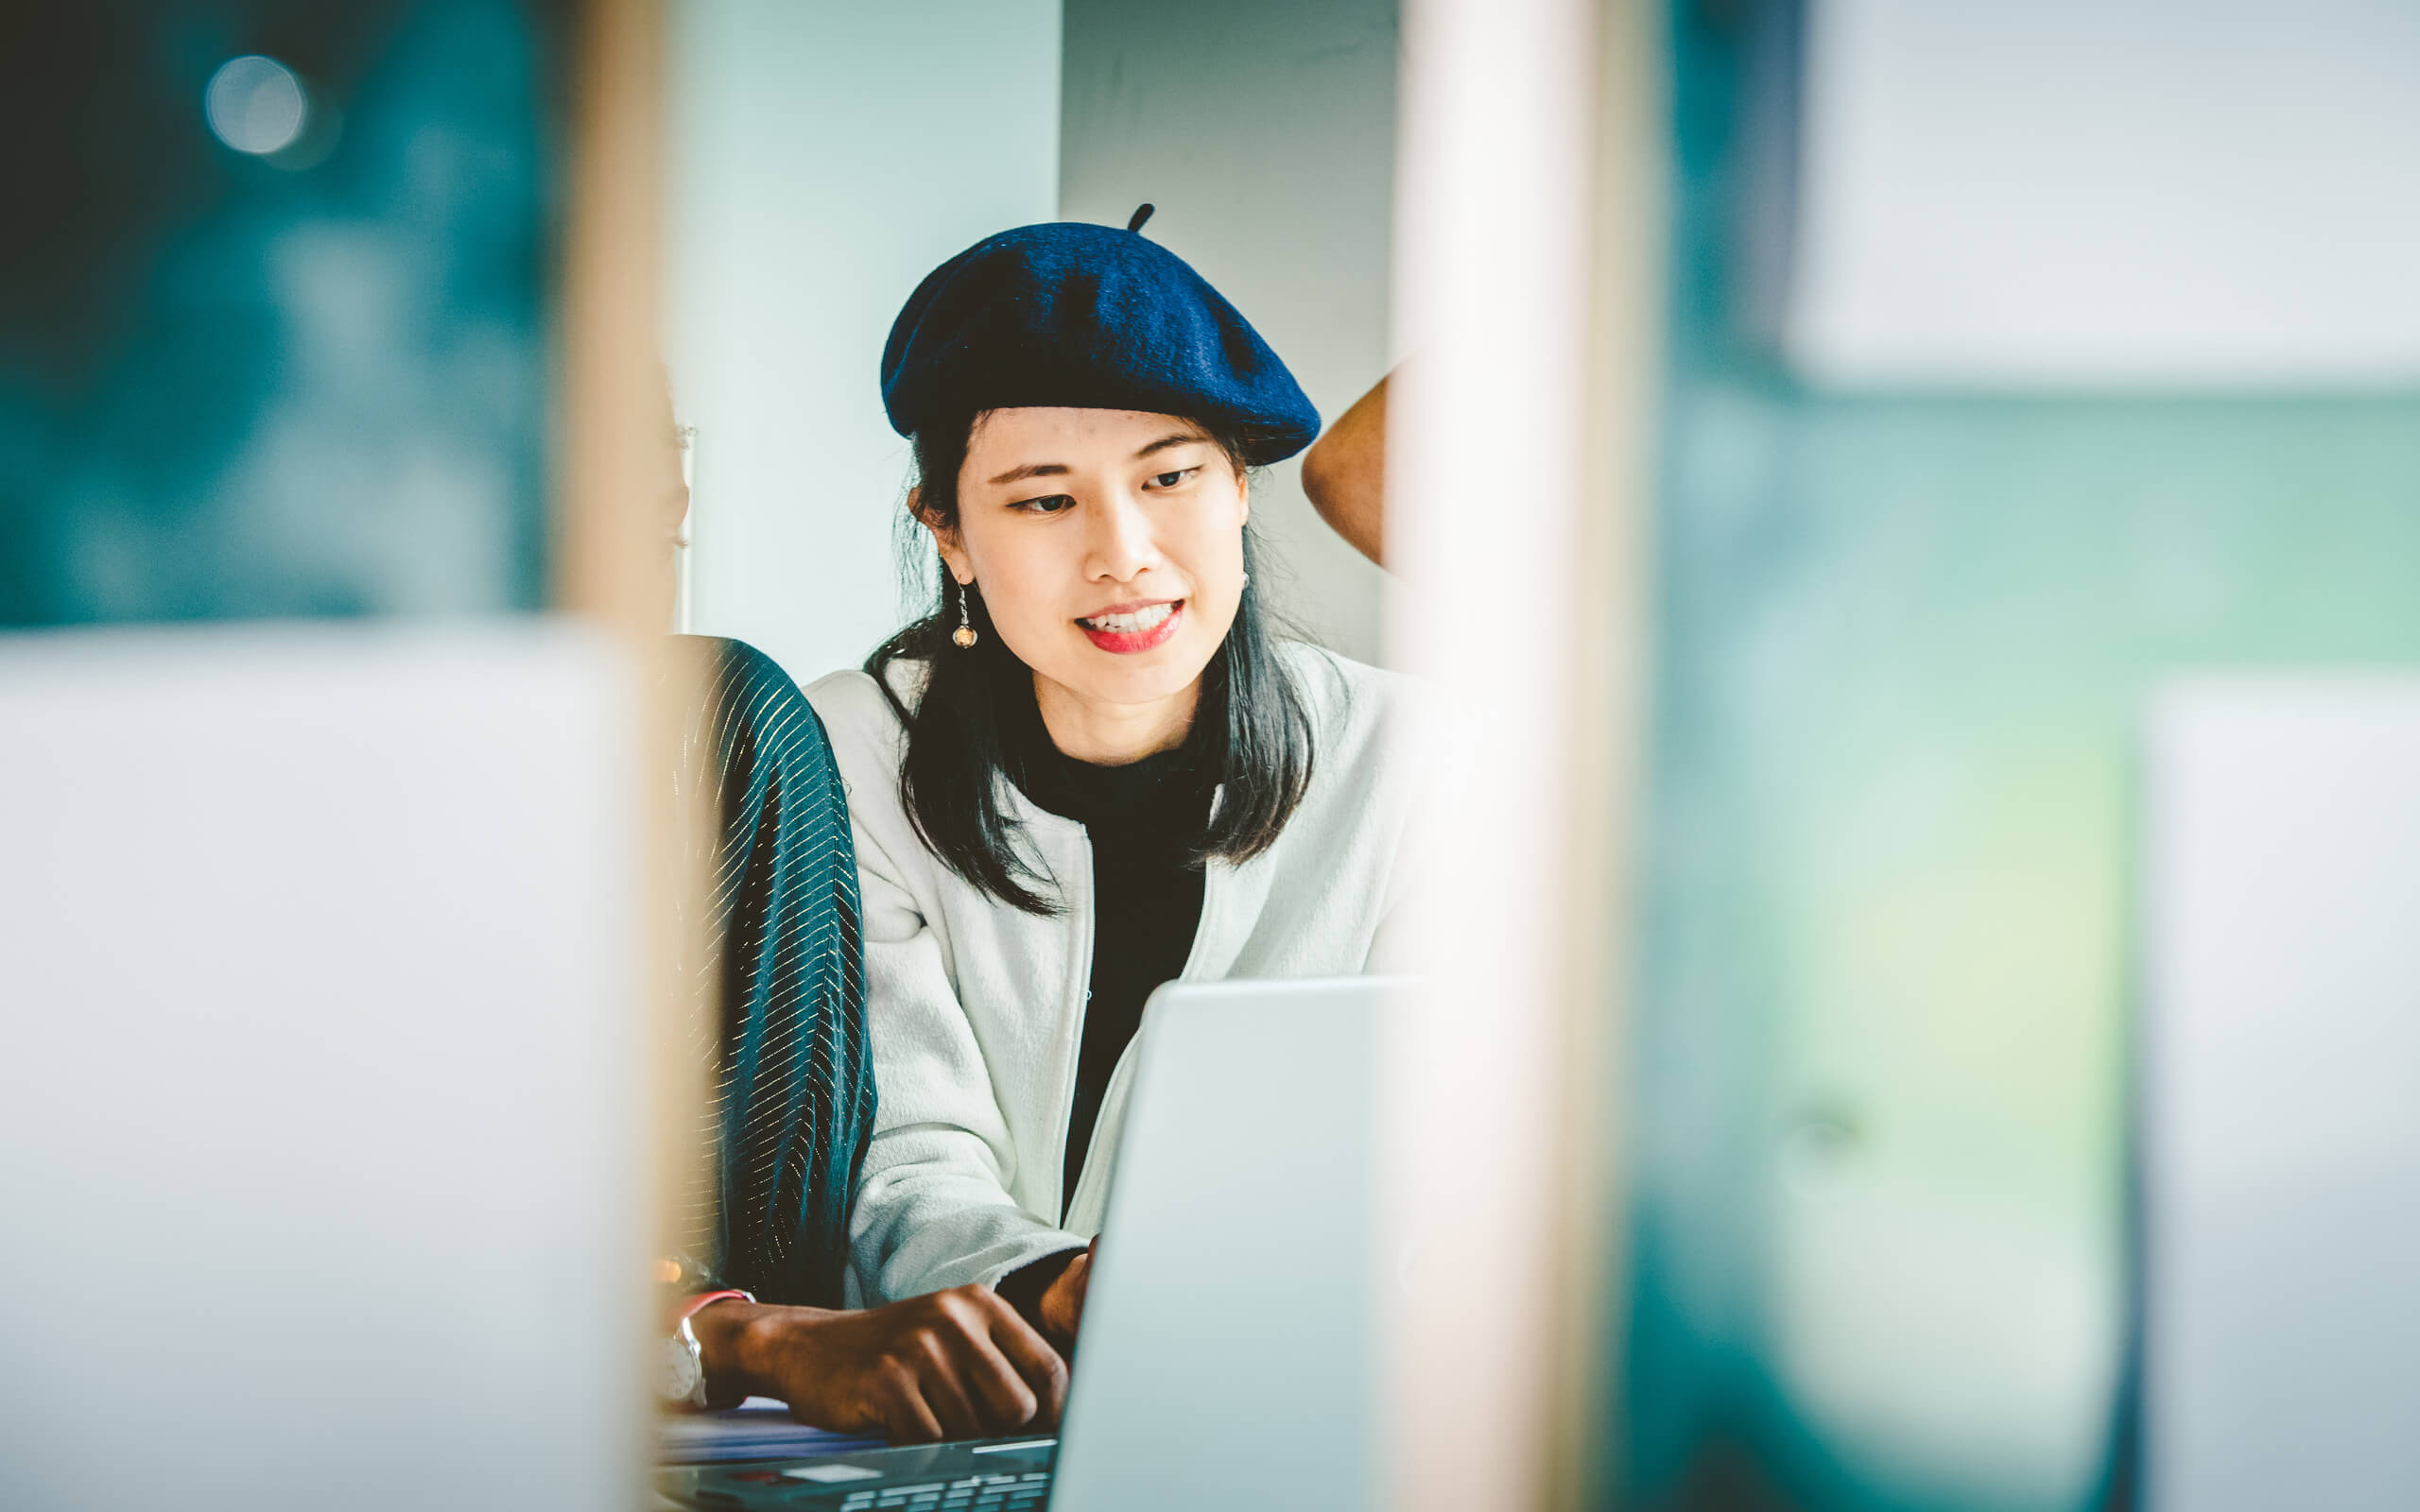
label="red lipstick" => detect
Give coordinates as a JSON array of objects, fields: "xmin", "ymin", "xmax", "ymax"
[{"xmin": 1077, "ymin": 599, "xmax": 1184, "ymax": 654}]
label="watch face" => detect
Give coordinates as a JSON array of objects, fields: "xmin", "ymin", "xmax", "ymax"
[{"xmin": 657, "ymin": 1332, "xmax": 703, "ymax": 1405}]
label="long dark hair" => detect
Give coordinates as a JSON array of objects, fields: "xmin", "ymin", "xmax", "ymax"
[{"xmin": 865, "ymin": 410, "xmax": 1316, "ymax": 915}]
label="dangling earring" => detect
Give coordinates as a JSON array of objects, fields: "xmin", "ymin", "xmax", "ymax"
[{"xmin": 953, "ymin": 578, "xmax": 979, "ymax": 648}]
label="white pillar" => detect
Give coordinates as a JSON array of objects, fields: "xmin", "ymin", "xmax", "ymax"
[{"xmin": 1383, "ymin": 0, "xmax": 1657, "ymax": 1505}]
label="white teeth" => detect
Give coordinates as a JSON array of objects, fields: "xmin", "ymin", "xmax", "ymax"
[{"xmin": 1080, "ymin": 602, "xmax": 1177, "ymax": 634}]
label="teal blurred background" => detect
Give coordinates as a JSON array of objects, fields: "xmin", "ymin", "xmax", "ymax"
[
  {"xmin": 1622, "ymin": 3, "xmax": 2420, "ymax": 1509},
  {"xmin": 0, "ymin": 1, "xmax": 556, "ymax": 628}
]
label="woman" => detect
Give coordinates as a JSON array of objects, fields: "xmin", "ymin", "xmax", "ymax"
[{"xmin": 806, "ymin": 211, "xmax": 1416, "ymax": 1349}]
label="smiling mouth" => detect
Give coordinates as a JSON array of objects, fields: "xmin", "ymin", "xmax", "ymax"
[
  {"xmin": 1079, "ymin": 602, "xmax": 1177, "ymax": 634},
  {"xmin": 1077, "ymin": 599, "xmax": 1184, "ymax": 652}
]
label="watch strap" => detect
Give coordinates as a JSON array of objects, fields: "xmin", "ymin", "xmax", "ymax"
[
  {"xmin": 678, "ymin": 1287, "xmax": 755, "ymax": 1323},
  {"xmin": 671, "ymin": 1289, "xmax": 755, "ymax": 1410}
]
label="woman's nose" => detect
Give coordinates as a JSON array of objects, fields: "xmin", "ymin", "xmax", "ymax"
[{"xmin": 1085, "ymin": 490, "xmax": 1161, "ymax": 581}]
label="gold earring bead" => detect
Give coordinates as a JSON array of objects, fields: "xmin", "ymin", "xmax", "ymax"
[{"xmin": 953, "ymin": 578, "xmax": 979, "ymax": 647}]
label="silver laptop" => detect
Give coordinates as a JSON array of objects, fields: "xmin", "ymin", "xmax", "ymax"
[
  {"xmin": 2141, "ymin": 679, "xmax": 2420, "ymax": 1510},
  {"xmin": 661, "ymin": 975, "xmax": 1393, "ymax": 1512}
]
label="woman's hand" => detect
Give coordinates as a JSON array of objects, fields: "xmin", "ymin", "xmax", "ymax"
[
  {"xmin": 1034, "ymin": 1240, "xmax": 1096, "ymax": 1349},
  {"xmin": 689, "ymin": 1288, "xmax": 1069, "ymax": 1445}
]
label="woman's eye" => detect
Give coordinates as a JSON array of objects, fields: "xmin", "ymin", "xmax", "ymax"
[
  {"xmin": 1013, "ymin": 493, "xmax": 1075, "ymax": 514},
  {"xmin": 1149, "ymin": 468, "xmax": 1198, "ymax": 490}
]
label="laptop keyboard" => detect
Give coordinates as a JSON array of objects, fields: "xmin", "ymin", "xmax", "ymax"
[{"xmin": 840, "ymin": 1471, "xmax": 1051, "ymax": 1511}]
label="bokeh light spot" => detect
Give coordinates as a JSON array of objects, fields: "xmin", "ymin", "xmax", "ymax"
[{"xmin": 204, "ymin": 56, "xmax": 307, "ymax": 157}]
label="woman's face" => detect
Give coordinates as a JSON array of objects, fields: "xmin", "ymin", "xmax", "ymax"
[{"xmin": 929, "ymin": 406, "xmax": 1248, "ymax": 731}]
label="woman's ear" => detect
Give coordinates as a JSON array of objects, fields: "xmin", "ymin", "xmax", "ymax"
[{"xmin": 912, "ymin": 488, "xmax": 976, "ymax": 586}]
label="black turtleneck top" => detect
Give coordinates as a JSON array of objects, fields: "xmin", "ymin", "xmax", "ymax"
[{"xmin": 999, "ymin": 682, "xmax": 1217, "ymax": 1215}]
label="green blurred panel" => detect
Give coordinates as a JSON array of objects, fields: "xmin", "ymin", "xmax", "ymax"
[{"xmin": 1625, "ymin": 7, "xmax": 2420, "ymax": 1511}]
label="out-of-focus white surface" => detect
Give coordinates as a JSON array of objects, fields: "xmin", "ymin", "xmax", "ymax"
[
  {"xmin": 1384, "ymin": 0, "xmax": 1610, "ymax": 1506},
  {"xmin": 1789, "ymin": 0, "xmax": 2420, "ymax": 388},
  {"xmin": 1050, "ymin": 978, "xmax": 1385, "ymax": 1512},
  {"xmin": 0, "ymin": 622, "xmax": 647, "ymax": 1512},
  {"xmin": 664, "ymin": 0, "xmax": 1063, "ymax": 686},
  {"xmin": 2144, "ymin": 680, "xmax": 2420, "ymax": 1511}
]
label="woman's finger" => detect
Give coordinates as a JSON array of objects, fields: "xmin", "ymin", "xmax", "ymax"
[
  {"xmin": 880, "ymin": 1362, "xmax": 947, "ymax": 1445},
  {"xmin": 950, "ymin": 1325, "xmax": 1041, "ymax": 1431},
  {"xmin": 1041, "ymin": 1253, "xmax": 1091, "ymax": 1341},
  {"xmin": 975, "ymin": 1291, "xmax": 1070, "ymax": 1424},
  {"xmin": 911, "ymin": 1333, "xmax": 986, "ymax": 1442},
  {"xmin": 1066, "ymin": 1252, "xmax": 1092, "ymax": 1324}
]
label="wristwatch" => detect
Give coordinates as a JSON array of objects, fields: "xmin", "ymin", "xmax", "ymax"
[{"xmin": 656, "ymin": 1288, "xmax": 753, "ymax": 1409}]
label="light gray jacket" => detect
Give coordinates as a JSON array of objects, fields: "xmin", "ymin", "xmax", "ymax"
[{"xmin": 805, "ymin": 644, "xmax": 1415, "ymax": 1303}]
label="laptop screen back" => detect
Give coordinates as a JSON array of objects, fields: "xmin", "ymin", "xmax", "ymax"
[{"xmin": 1047, "ymin": 976, "xmax": 1389, "ymax": 1512}]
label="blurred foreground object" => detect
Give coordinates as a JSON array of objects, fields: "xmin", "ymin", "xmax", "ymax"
[
  {"xmin": 1777, "ymin": 0, "xmax": 2420, "ymax": 387},
  {"xmin": 0, "ymin": 3, "xmax": 693, "ymax": 1509},
  {"xmin": 1383, "ymin": 0, "xmax": 1657, "ymax": 1506},
  {"xmin": 2141, "ymin": 680, "xmax": 2420, "ymax": 1511},
  {"xmin": 0, "ymin": 623, "xmax": 648, "ymax": 1512},
  {"xmin": 1630, "ymin": 5, "xmax": 2420, "ymax": 1509}
]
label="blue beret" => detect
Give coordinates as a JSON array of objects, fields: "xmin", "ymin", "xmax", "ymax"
[{"xmin": 880, "ymin": 213, "xmax": 1320, "ymax": 465}]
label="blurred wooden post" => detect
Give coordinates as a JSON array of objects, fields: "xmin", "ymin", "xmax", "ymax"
[
  {"xmin": 1383, "ymin": 0, "xmax": 1661, "ymax": 1506},
  {"xmin": 1548, "ymin": 3, "xmax": 1662, "ymax": 1503},
  {"xmin": 558, "ymin": 0, "xmax": 712, "ymax": 1431}
]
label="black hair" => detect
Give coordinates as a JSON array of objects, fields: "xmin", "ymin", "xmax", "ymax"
[{"xmin": 864, "ymin": 410, "xmax": 1316, "ymax": 915}]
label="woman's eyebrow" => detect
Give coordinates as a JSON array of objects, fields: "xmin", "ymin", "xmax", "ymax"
[
  {"xmin": 987, "ymin": 460, "xmax": 1070, "ymax": 487},
  {"xmin": 1133, "ymin": 432, "xmax": 1208, "ymax": 460},
  {"xmin": 989, "ymin": 435, "xmax": 1203, "ymax": 485}
]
